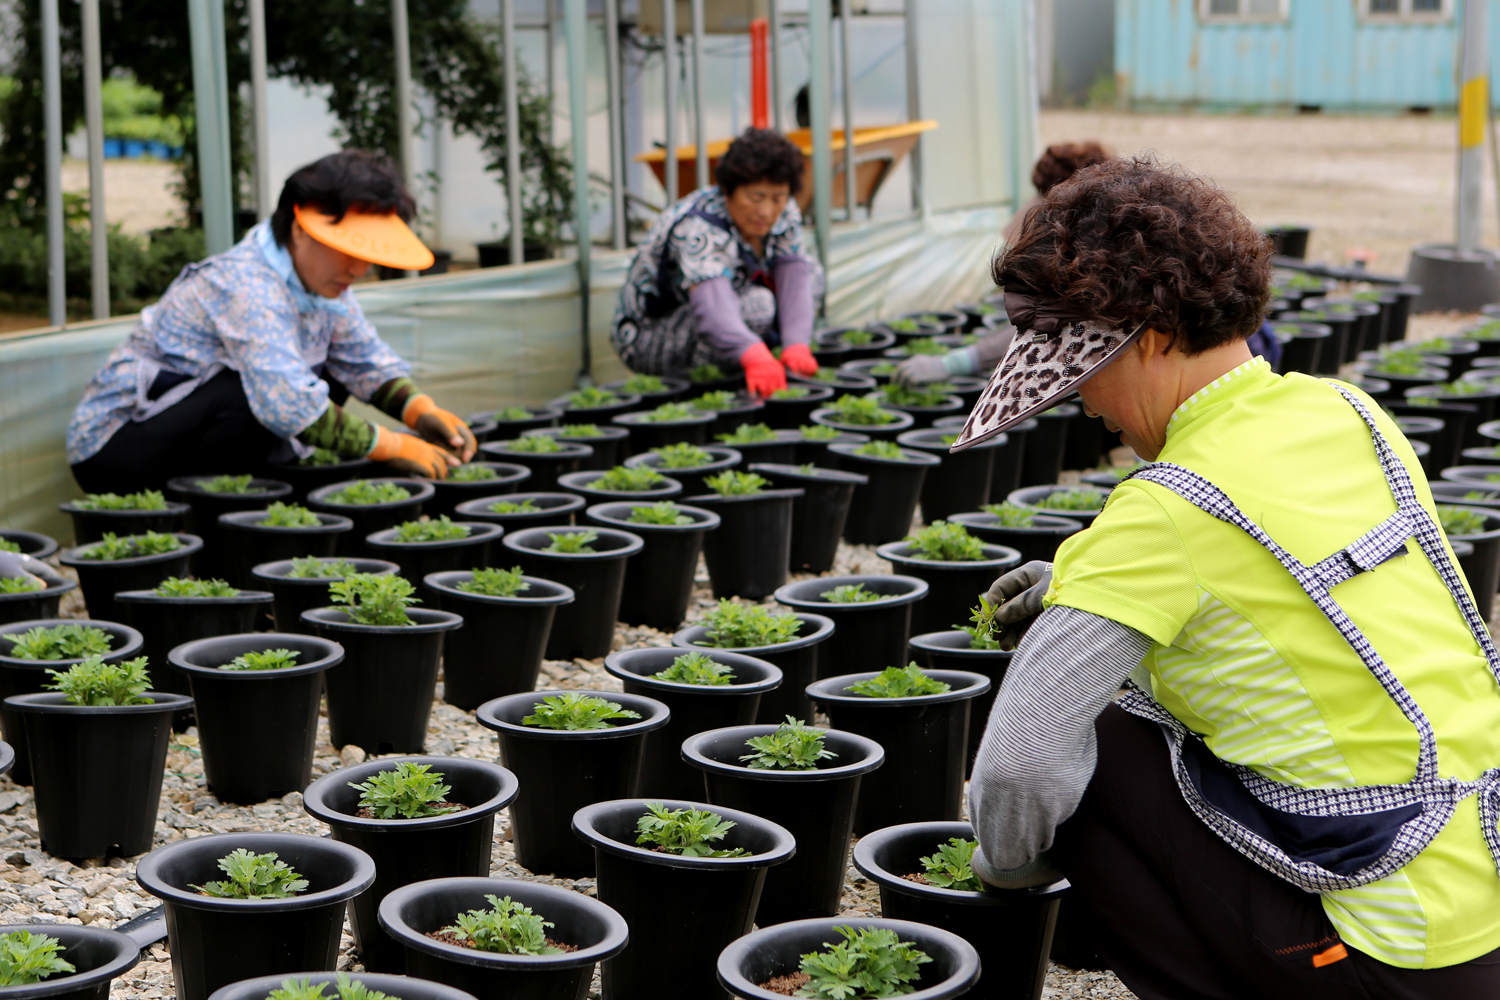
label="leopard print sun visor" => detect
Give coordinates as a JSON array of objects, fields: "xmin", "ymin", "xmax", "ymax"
[{"xmin": 948, "ymin": 292, "xmax": 1146, "ymax": 453}]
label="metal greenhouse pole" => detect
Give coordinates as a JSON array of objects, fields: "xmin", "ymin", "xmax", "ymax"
[
  {"xmin": 502, "ymin": 0, "xmax": 524, "ymax": 266},
  {"xmin": 839, "ymin": 3, "xmax": 856, "ymax": 221},
  {"xmin": 392, "ymin": 0, "xmax": 417, "ymax": 276},
  {"xmin": 565, "ymin": 0, "xmax": 593, "ymax": 380},
  {"xmin": 249, "ymin": 0, "xmax": 273, "ymax": 221},
  {"xmin": 663, "ymin": 0, "xmax": 679, "ymax": 202},
  {"xmin": 188, "ymin": 0, "xmax": 234, "ymax": 255},
  {"xmin": 82, "ymin": 0, "xmax": 110, "ymax": 319},
  {"xmin": 1457, "ymin": 0, "xmax": 1487, "ymax": 256},
  {"xmin": 41, "ymin": 0, "xmax": 64, "ymax": 326},
  {"xmin": 691, "ymin": 0, "xmax": 708, "ymax": 190},
  {"xmin": 605, "ymin": 0, "xmax": 626, "ymax": 249},
  {"xmin": 769, "ymin": 0, "xmax": 783, "ymax": 131},
  {"xmin": 903, "ymin": 0, "xmax": 925, "ymax": 216},
  {"xmin": 808, "ymin": 0, "xmax": 833, "ymax": 275}
]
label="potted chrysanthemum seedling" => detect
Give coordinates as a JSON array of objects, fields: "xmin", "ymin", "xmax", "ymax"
[
  {"xmin": 949, "ymin": 501, "xmax": 1081, "ymax": 564},
  {"xmin": 557, "ymin": 464, "xmax": 684, "ymax": 503},
  {"xmin": 250, "ymin": 556, "xmax": 399, "ymax": 635},
  {"xmin": 1007, "ymin": 483, "xmax": 1111, "ymax": 525},
  {"xmin": 604, "ymin": 372, "xmax": 691, "ymax": 404},
  {"xmin": 548, "ymin": 386, "xmax": 643, "ymax": 423},
  {"xmin": 824, "ymin": 439, "xmax": 940, "ymax": 544},
  {"xmin": 477, "ymin": 435, "xmax": 592, "ymax": 492},
  {"xmin": 59, "ymin": 530, "xmax": 202, "ymax": 624},
  {"xmin": 209, "ymin": 971, "xmax": 474, "ymax": 1000},
  {"xmin": 908, "ymin": 598, "xmax": 1013, "ymax": 777},
  {"xmin": 364, "ymin": 515, "xmax": 503, "ymax": 582},
  {"xmin": 747, "ymin": 463, "xmax": 869, "ymax": 574},
  {"xmin": 452, "ymin": 490, "xmax": 586, "ymax": 532},
  {"xmin": 690, "ymin": 390, "xmax": 766, "ymax": 438},
  {"xmin": 303, "ymin": 757, "xmax": 519, "ymax": 972},
  {"xmin": 573, "ymin": 797, "xmax": 794, "ymax": 999},
  {"xmin": 872, "ymin": 384, "xmax": 964, "ymax": 428},
  {"xmin": 302, "ymin": 573, "xmax": 461, "ymax": 754},
  {"xmin": 1012, "ymin": 403, "xmax": 1079, "ymax": 488},
  {"xmin": 499, "ymin": 526, "xmax": 644, "ymax": 659},
  {"xmin": 808, "ymin": 664, "xmax": 990, "ymax": 834},
  {"xmin": 809, "ymin": 393, "xmax": 914, "ymax": 442},
  {"xmin": 688, "ymin": 471, "xmax": 804, "ymax": 600},
  {"xmin": 774, "ymin": 574, "xmax": 929, "ymax": 677},
  {"xmin": 218, "ymin": 502, "xmax": 355, "ymax": 586},
  {"xmin": 136, "ymin": 833, "xmax": 375, "ymax": 1000},
  {"xmin": 306, "ymin": 478, "xmax": 434, "ymax": 556},
  {"xmin": 713, "ymin": 423, "xmax": 802, "ymax": 465},
  {"xmin": 5, "ymin": 654, "xmax": 191, "ymax": 856},
  {"xmin": 813, "ymin": 325, "xmax": 897, "ymax": 360},
  {"xmin": 791, "ymin": 422, "xmax": 870, "ymax": 469},
  {"xmin": 622, "ymin": 442, "xmax": 742, "ymax": 494},
  {"xmin": 672, "ymin": 599, "xmax": 834, "ymax": 723},
  {"xmin": 424, "ymin": 461, "xmax": 531, "ymax": 519},
  {"xmin": 612, "ymin": 401, "xmax": 719, "ymax": 454},
  {"xmin": 0, "ymin": 924, "xmax": 141, "ymax": 1000},
  {"xmin": 475, "ymin": 690, "xmax": 668, "ymax": 877},
  {"xmin": 166, "ymin": 475, "xmax": 293, "ymax": 580},
  {"xmin": 521, "ymin": 423, "xmax": 632, "ymax": 471},
  {"xmin": 0, "ymin": 550, "xmax": 73, "ymax": 629},
  {"xmin": 876, "ymin": 521, "xmax": 1021, "ymax": 636},
  {"xmin": 59, "ymin": 489, "xmax": 187, "ymax": 545},
  {"xmin": 582, "ymin": 500, "xmax": 720, "ymax": 630},
  {"xmin": 895, "ymin": 427, "xmax": 1006, "ymax": 523},
  {"xmin": 466, "ymin": 403, "xmax": 563, "ymax": 441},
  {"xmin": 762, "ymin": 384, "xmax": 835, "ymax": 430}
]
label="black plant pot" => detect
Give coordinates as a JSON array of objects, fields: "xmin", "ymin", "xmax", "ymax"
[
  {"xmin": 207, "ymin": 972, "xmax": 475, "ymax": 1000},
  {"xmin": 218, "ymin": 511, "xmax": 354, "ymax": 588},
  {"xmin": 789, "ymin": 370, "xmax": 875, "ymax": 393},
  {"xmin": 573, "ymin": 797, "xmax": 795, "ymax": 1000},
  {"xmin": 947, "ymin": 511, "xmax": 1082, "ymax": 564},
  {"xmin": 604, "ymin": 647, "xmax": 781, "ymax": 800},
  {"xmin": 808, "ymin": 670, "xmax": 990, "ymax": 834},
  {"xmin": 500, "ymin": 526, "xmax": 644, "ymax": 659},
  {"xmin": 426, "ymin": 463, "xmax": 532, "ymax": 518},
  {"xmin": 1271, "ymin": 321, "xmax": 1331, "ymax": 375},
  {"xmin": 378, "ymin": 877, "xmax": 627, "ymax": 1000},
  {"xmin": 694, "ymin": 398, "xmax": 767, "ymax": 439},
  {"xmin": 852, "ymin": 822, "xmax": 1066, "ymax": 1000},
  {"xmin": 718, "ymin": 916, "xmax": 980, "ymax": 1000},
  {"xmin": 895, "ymin": 429, "xmax": 999, "ymax": 524},
  {"xmin": 815, "ymin": 326, "xmax": 898, "ymax": 360},
  {"xmin": 0, "ymin": 561, "xmax": 76, "ymax": 627},
  {"xmin": 672, "ymin": 614, "xmax": 835, "ymax": 724},
  {"xmin": 422, "ymin": 570, "xmax": 574, "ymax": 709},
  {"xmin": 59, "ymin": 533, "xmax": 203, "ymax": 625},
  {"xmin": 707, "ymin": 429, "xmax": 802, "ymax": 466},
  {"xmin": 477, "ymin": 441, "xmax": 592, "ymax": 492},
  {"xmin": 792, "ymin": 430, "xmax": 870, "ymax": 468},
  {"xmin": 809, "ymin": 406, "xmax": 915, "ymax": 443},
  {"xmin": 1406, "ymin": 384, "xmax": 1500, "ymax": 449},
  {"xmin": 303, "ymin": 756, "xmax": 520, "ymax": 972},
  {"xmin": 979, "ymin": 421, "xmax": 1034, "ymax": 502},
  {"xmin": 167, "ymin": 477, "xmax": 294, "ymax": 581},
  {"xmin": 475, "ymin": 690, "xmax": 670, "ymax": 877},
  {"xmin": 1007, "ymin": 484, "xmax": 1110, "ymax": 525},
  {"xmin": 453, "ymin": 492, "xmax": 586, "ymax": 531},
  {"xmin": 682, "ymin": 725, "xmax": 882, "ymax": 925},
  {"xmin": 838, "ymin": 359, "xmax": 896, "ymax": 385},
  {"xmin": 364, "ymin": 523, "xmax": 503, "ymax": 581},
  {"xmin": 1017, "ymin": 404, "xmax": 1075, "ymax": 487},
  {"xmin": 688, "ymin": 489, "xmax": 803, "ymax": 601},
  {"xmin": 1392, "ymin": 403, "xmax": 1471, "ymax": 470},
  {"xmin": 524, "ymin": 426, "xmax": 632, "ymax": 471},
  {"xmin": 747, "ymin": 463, "xmax": 867, "ymax": 574},
  {"xmin": 0, "ymin": 924, "xmax": 139, "ymax": 1000},
  {"xmin": 604, "ymin": 375, "xmax": 692, "ymax": 403},
  {"xmin": 623, "ymin": 446, "xmax": 742, "ymax": 495},
  {"xmin": 0, "ymin": 619, "xmax": 143, "ymax": 787},
  {"xmin": 0, "ymin": 529, "xmax": 58, "ymax": 560},
  {"xmin": 167, "ymin": 633, "xmax": 343, "ymax": 804},
  {"xmin": 7, "ymin": 689, "xmax": 192, "ymax": 857},
  {"xmin": 774, "ymin": 575, "xmax": 928, "ymax": 676},
  {"xmin": 826, "ymin": 443, "xmax": 940, "ymax": 544},
  {"xmin": 250, "ymin": 558, "xmax": 399, "ymax": 635},
  {"xmin": 877, "ymin": 393, "xmax": 966, "ymax": 429},
  {"xmin": 303, "ymin": 608, "xmax": 463, "ymax": 754},
  {"xmin": 135, "ymin": 832, "xmax": 376, "ymax": 1000},
  {"xmin": 611, "ymin": 411, "xmax": 717, "ymax": 454},
  {"xmin": 945, "ymin": 375, "xmax": 987, "ymax": 410},
  {"xmin": 307, "ymin": 479, "xmax": 435, "ymax": 556},
  {"xmin": 762, "ymin": 386, "xmax": 835, "ymax": 429},
  {"xmin": 909, "ymin": 631, "xmax": 1013, "ymax": 777},
  {"xmin": 556, "ymin": 470, "xmax": 684, "ymax": 504},
  {"xmin": 549, "ymin": 393, "xmax": 645, "ymax": 425},
  {"xmin": 876, "ymin": 542, "xmax": 1022, "ymax": 638},
  {"xmin": 59, "ymin": 501, "xmax": 188, "ymax": 546},
  {"xmin": 1442, "ymin": 506, "xmax": 1500, "ymax": 622},
  {"xmin": 583, "ymin": 502, "xmax": 719, "ymax": 631},
  {"xmin": 465, "ymin": 406, "xmax": 563, "ymax": 441},
  {"xmin": 266, "ymin": 457, "xmax": 376, "ymax": 504}
]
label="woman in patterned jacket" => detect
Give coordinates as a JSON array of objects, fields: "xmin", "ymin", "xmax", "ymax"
[
  {"xmin": 610, "ymin": 128, "xmax": 823, "ymax": 397},
  {"xmin": 67, "ymin": 150, "xmax": 475, "ymax": 491}
]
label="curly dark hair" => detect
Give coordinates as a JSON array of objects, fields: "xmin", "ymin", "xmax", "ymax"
[
  {"xmin": 272, "ymin": 150, "xmax": 416, "ymax": 246},
  {"xmin": 716, "ymin": 128, "xmax": 804, "ymax": 197},
  {"xmin": 1031, "ymin": 141, "xmax": 1110, "ymax": 195},
  {"xmin": 997, "ymin": 155, "xmax": 1272, "ymax": 353}
]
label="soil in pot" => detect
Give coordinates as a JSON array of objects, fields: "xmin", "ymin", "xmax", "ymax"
[
  {"xmin": 948, "ymin": 508, "xmax": 1081, "ymax": 565},
  {"xmin": 808, "ymin": 667, "xmax": 990, "ymax": 834},
  {"xmin": 877, "ymin": 527, "xmax": 1022, "ymax": 638},
  {"xmin": 689, "ymin": 475, "xmax": 803, "ymax": 601},
  {"xmin": 0, "ymin": 560, "xmax": 77, "ymax": 628},
  {"xmin": 500, "ymin": 526, "xmax": 644, "ymax": 659},
  {"xmin": 477, "ymin": 440, "xmax": 592, "ymax": 492},
  {"xmin": 425, "ymin": 463, "xmax": 531, "ymax": 519},
  {"xmin": 556, "ymin": 468, "xmax": 684, "ymax": 504},
  {"xmin": 303, "ymin": 601, "xmax": 464, "ymax": 754},
  {"xmin": 683, "ymin": 722, "xmax": 883, "ymax": 925},
  {"xmin": 475, "ymin": 690, "xmax": 669, "ymax": 877},
  {"xmin": 1017, "ymin": 404, "xmax": 1076, "ymax": 488},
  {"xmin": 465, "ymin": 405, "xmax": 563, "ymax": 441},
  {"xmin": 303, "ymin": 756, "xmax": 520, "ymax": 972},
  {"xmin": 897, "ymin": 428, "xmax": 1000, "ymax": 524},
  {"xmin": 422, "ymin": 570, "xmax": 575, "ymax": 709},
  {"xmin": 250, "ymin": 557, "xmax": 399, "ymax": 635},
  {"xmin": 747, "ymin": 464, "xmax": 867, "ymax": 574},
  {"xmin": 307, "ymin": 479, "xmax": 434, "ymax": 557},
  {"xmin": 825, "ymin": 442, "xmax": 940, "ymax": 545},
  {"xmin": 809, "ymin": 400, "xmax": 915, "ymax": 443},
  {"xmin": 673, "ymin": 610, "xmax": 835, "ymax": 724},
  {"xmin": 0, "ymin": 923, "xmax": 140, "ymax": 1000},
  {"xmin": 167, "ymin": 476, "xmax": 294, "ymax": 581},
  {"xmin": 611, "ymin": 407, "xmax": 718, "ymax": 454},
  {"xmin": 604, "ymin": 647, "xmax": 782, "ymax": 800},
  {"xmin": 852, "ymin": 822, "xmax": 1065, "ymax": 1000},
  {"xmin": 219, "ymin": 508, "xmax": 354, "ymax": 588},
  {"xmin": 206, "ymin": 972, "xmax": 476, "ymax": 1000},
  {"xmin": 908, "ymin": 630, "xmax": 1013, "ymax": 777},
  {"xmin": 1008, "ymin": 484, "xmax": 1111, "ymax": 526},
  {"xmin": 364, "ymin": 520, "xmax": 503, "ymax": 581},
  {"xmin": 135, "ymin": 832, "xmax": 375, "ymax": 1000},
  {"xmin": 762, "ymin": 386, "xmax": 835, "ymax": 429},
  {"xmin": 377, "ymin": 876, "xmax": 627, "ymax": 1000},
  {"xmin": 792, "ymin": 428, "xmax": 870, "ymax": 469},
  {"xmin": 623, "ymin": 444, "xmax": 742, "ymax": 495},
  {"xmin": 583, "ymin": 501, "xmax": 719, "ymax": 631},
  {"xmin": 59, "ymin": 492, "xmax": 188, "ymax": 546},
  {"xmin": 522, "ymin": 425, "xmax": 632, "ymax": 471},
  {"xmin": 773, "ymin": 575, "xmax": 929, "ymax": 677},
  {"xmin": 0, "ymin": 619, "xmax": 144, "ymax": 787},
  {"xmin": 572, "ymin": 797, "xmax": 795, "ymax": 1000},
  {"xmin": 453, "ymin": 492, "xmax": 586, "ymax": 532},
  {"xmin": 59, "ymin": 532, "xmax": 203, "ymax": 625}
]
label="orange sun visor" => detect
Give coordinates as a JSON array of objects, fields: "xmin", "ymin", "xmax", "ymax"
[{"xmin": 294, "ymin": 204, "xmax": 435, "ymax": 271}]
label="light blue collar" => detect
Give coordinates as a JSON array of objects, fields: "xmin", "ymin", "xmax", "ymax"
[{"xmin": 253, "ymin": 221, "xmax": 350, "ymax": 317}]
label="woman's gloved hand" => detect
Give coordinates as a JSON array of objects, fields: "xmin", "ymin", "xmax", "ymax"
[
  {"xmin": 368, "ymin": 425, "xmax": 459, "ymax": 480},
  {"xmin": 403, "ymin": 394, "xmax": 477, "ymax": 462},
  {"xmin": 741, "ymin": 341, "xmax": 788, "ymax": 397},
  {"xmin": 893, "ymin": 346, "xmax": 981, "ymax": 387},
  {"xmin": 780, "ymin": 343, "xmax": 819, "ymax": 377},
  {"xmin": 983, "ymin": 560, "xmax": 1053, "ymax": 650},
  {"xmin": 0, "ymin": 552, "xmax": 46, "ymax": 592}
]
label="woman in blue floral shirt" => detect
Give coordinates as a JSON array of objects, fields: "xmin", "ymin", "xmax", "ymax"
[{"xmin": 67, "ymin": 150, "xmax": 474, "ymax": 492}]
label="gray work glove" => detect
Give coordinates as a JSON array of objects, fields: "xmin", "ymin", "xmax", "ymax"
[
  {"xmin": 983, "ymin": 560, "xmax": 1053, "ymax": 651},
  {"xmin": 0, "ymin": 552, "xmax": 47, "ymax": 592},
  {"xmin": 891, "ymin": 346, "xmax": 981, "ymax": 387}
]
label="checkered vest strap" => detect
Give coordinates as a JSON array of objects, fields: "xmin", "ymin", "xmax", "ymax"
[{"xmin": 1115, "ymin": 381, "xmax": 1500, "ymax": 892}]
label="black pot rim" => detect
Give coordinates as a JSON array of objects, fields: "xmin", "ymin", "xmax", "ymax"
[
  {"xmin": 272, "ymin": 457, "xmax": 375, "ymax": 474},
  {"xmin": 302, "ymin": 755, "xmax": 518, "ymax": 831},
  {"xmin": 551, "ymin": 392, "xmax": 644, "ymax": 411},
  {"xmin": 0, "ymin": 530, "xmax": 60, "ymax": 560},
  {"xmin": 947, "ymin": 511, "xmax": 1082, "ymax": 534},
  {"xmin": 0, "ymin": 924, "xmax": 139, "ymax": 999},
  {"xmin": 58, "ymin": 500, "xmax": 190, "ymax": 516},
  {"xmin": 251, "ymin": 558, "xmax": 400, "ymax": 584},
  {"xmin": 710, "ymin": 430, "xmax": 804, "ymax": 449},
  {"xmin": 603, "ymin": 647, "xmax": 782, "ymax": 696},
  {"xmin": 582, "ymin": 502, "xmax": 720, "ymax": 533},
  {"xmin": 364, "ymin": 522, "xmax": 505, "ymax": 551},
  {"xmin": 746, "ymin": 462, "xmax": 868, "ymax": 485},
  {"xmin": 205, "ymin": 972, "xmax": 476, "ymax": 1000},
  {"xmin": 114, "ymin": 589, "xmax": 274, "ymax": 606},
  {"xmin": 681, "ymin": 724, "xmax": 884, "ymax": 782},
  {"xmin": 850, "ymin": 821, "xmax": 1069, "ymax": 905},
  {"xmin": 624, "ymin": 446, "xmax": 742, "ymax": 471},
  {"xmin": 908, "ymin": 630, "xmax": 1013, "ymax": 659},
  {"xmin": 377, "ymin": 877, "xmax": 628, "ymax": 970},
  {"xmin": 474, "ymin": 688, "xmax": 670, "ymax": 740},
  {"xmin": 826, "ymin": 442, "xmax": 940, "ymax": 466},
  {"xmin": 468, "ymin": 405, "xmax": 563, "ymax": 423},
  {"xmin": 499, "ymin": 526, "xmax": 645, "ymax": 560},
  {"xmin": 773, "ymin": 575, "xmax": 929, "ymax": 609},
  {"xmin": 810, "ymin": 409, "xmax": 916, "ymax": 435},
  {"xmin": 765, "ymin": 385, "xmax": 836, "ymax": 402},
  {"xmin": 683, "ymin": 488, "xmax": 805, "ymax": 506},
  {"xmin": 556, "ymin": 471, "xmax": 684, "ymax": 497},
  {"xmin": 453, "ymin": 492, "xmax": 588, "ymax": 518},
  {"xmin": 6, "ymin": 691, "xmax": 194, "ymax": 715},
  {"xmin": 0, "ymin": 577, "xmax": 77, "ymax": 604},
  {"xmin": 166, "ymin": 476, "xmax": 294, "ymax": 499},
  {"xmin": 524, "ymin": 426, "xmax": 632, "ymax": 444},
  {"xmin": 218, "ymin": 510, "xmax": 355, "ymax": 533},
  {"xmin": 432, "ymin": 464, "xmax": 534, "ymax": 490},
  {"xmin": 875, "ymin": 542, "xmax": 1022, "ymax": 571},
  {"xmin": 135, "ymin": 832, "xmax": 375, "ymax": 912},
  {"xmin": 807, "ymin": 669, "xmax": 992, "ymax": 707},
  {"xmin": 422, "ymin": 572, "xmax": 576, "ymax": 606},
  {"xmin": 1008, "ymin": 484, "xmax": 1110, "ymax": 516},
  {"xmin": 479, "ymin": 440, "xmax": 595, "ymax": 459},
  {"xmin": 670, "ymin": 613, "xmax": 836, "ymax": 656},
  {"xmin": 1434, "ymin": 504, "xmax": 1500, "ymax": 541},
  {"xmin": 571, "ymin": 797, "xmax": 796, "ymax": 870},
  {"xmin": 612, "ymin": 410, "xmax": 718, "ymax": 427},
  {"xmin": 0, "ymin": 619, "xmax": 145, "ymax": 670},
  {"xmin": 896, "ymin": 428, "xmax": 1001, "ymax": 451},
  {"xmin": 301, "ymin": 608, "xmax": 464, "ymax": 635},
  {"xmin": 307, "ymin": 478, "xmax": 437, "ymax": 510},
  {"xmin": 1439, "ymin": 466, "xmax": 1500, "ymax": 488},
  {"xmin": 59, "ymin": 533, "xmax": 204, "ymax": 568},
  {"xmin": 1406, "ymin": 385, "xmax": 1500, "ymax": 400},
  {"xmin": 167, "ymin": 632, "xmax": 345, "ymax": 679}
]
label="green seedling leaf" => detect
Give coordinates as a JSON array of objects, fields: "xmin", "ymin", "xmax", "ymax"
[
  {"xmin": 628, "ymin": 502, "xmax": 693, "ymax": 526},
  {"xmin": 622, "ymin": 374, "xmax": 667, "ymax": 393},
  {"xmin": 886, "ymin": 317, "xmax": 922, "ymax": 333},
  {"xmin": 0, "ymin": 577, "xmax": 43, "ymax": 594},
  {"xmin": 957, "ymin": 597, "xmax": 1002, "ymax": 651},
  {"xmin": 196, "ymin": 474, "xmax": 264, "ymax": 494},
  {"xmin": 6, "ymin": 623, "xmax": 113, "ymax": 660},
  {"xmin": 741, "ymin": 716, "xmax": 837, "ymax": 771},
  {"xmin": 797, "ymin": 926, "xmax": 932, "ymax": 998},
  {"xmin": 654, "ymin": 442, "xmax": 713, "ymax": 467},
  {"xmin": 261, "ymin": 502, "xmax": 322, "ymax": 527},
  {"xmin": 559, "ymin": 423, "xmax": 604, "ymax": 437},
  {"xmin": 689, "ymin": 363, "xmax": 725, "ymax": 383},
  {"xmin": 323, "ymin": 481, "xmax": 413, "ymax": 505},
  {"xmin": 488, "ymin": 498, "xmax": 539, "ymax": 513},
  {"xmin": 848, "ymin": 663, "xmax": 952, "ymax": 698},
  {"xmin": 1034, "ymin": 488, "xmax": 1106, "ymax": 512},
  {"xmin": 799, "ymin": 424, "xmax": 842, "ymax": 441},
  {"xmin": 0, "ymin": 539, "xmax": 20, "ymax": 553},
  {"xmin": 692, "ymin": 390, "xmax": 738, "ymax": 411},
  {"xmin": 349, "ymin": 761, "xmax": 458, "ymax": 819},
  {"xmin": 820, "ymin": 583, "xmax": 881, "ymax": 603},
  {"xmin": 73, "ymin": 490, "xmax": 168, "ymax": 511},
  {"xmin": 594, "ymin": 466, "xmax": 666, "ymax": 491},
  {"xmin": 881, "ymin": 383, "xmax": 954, "ymax": 407},
  {"xmin": 154, "ymin": 577, "xmax": 240, "ymax": 597},
  {"xmin": 449, "ymin": 464, "xmax": 499, "ymax": 482},
  {"xmin": 494, "ymin": 406, "xmax": 534, "ymax": 421},
  {"xmin": 543, "ymin": 530, "xmax": 598, "ymax": 553},
  {"xmin": 771, "ymin": 387, "xmax": 811, "ymax": 399},
  {"xmin": 704, "ymin": 471, "xmax": 767, "ymax": 496},
  {"xmin": 717, "ymin": 423, "xmax": 777, "ymax": 444},
  {"xmin": 918, "ymin": 837, "xmax": 984, "ymax": 891},
  {"xmin": 329, "ymin": 573, "xmax": 419, "ymax": 627},
  {"xmin": 698, "ymin": 599, "xmax": 803, "ymax": 648},
  {"xmin": 979, "ymin": 503, "xmax": 1032, "ymax": 527},
  {"xmin": 496, "ymin": 435, "xmax": 563, "ymax": 453},
  {"xmin": 392, "ymin": 516, "xmax": 473, "ymax": 543},
  {"xmin": 642, "ymin": 402, "xmax": 697, "ymax": 423},
  {"xmin": 287, "ymin": 557, "xmax": 359, "ymax": 579},
  {"xmin": 45, "ymin": 654, "xmax": 152, "ymax": 705},
  {"xmin": 635, "ymin": 801, "xmax": 749, "ymax": 857},
  {"xmin": 566, "ymin": 386, "xmax": 620, "ymax": 409},
  {"xmin": 457, "ymin": 566, "xmax": 531, "ymax": 597},
  {"xmin": 443, "ymin": 894, "xmax": 562, "ymax": 954},
  {"xmin": 268, "ymin": 973, "xmax": 395, "ymax": 1000},
  {"xmin": 652, "ymin": 650, "xmax": 735, "ymax": 685},
  {"xmin": 223, "ymin": 648, "xmax": 300, "ymax": 671},
  {"xmin": 298, "ymin": 449, "xmax": 344, "ymax": 467},
  {"xmin": 840, "ymin": 328, "xmax": 875, "ymax": 345},
  {"xmin": 1439, "ymin": 505, "xmax": 1489, "ymax": 537},
  {"xmin": 193, "ymin": 848, "xmax": 309, "ymax": 899},
  {"xmin": 828, "ymin": 394, "xmax": 897, "ymax": 426},
  {"xmin": 853, "ymin": 440, "xmax": 907, "ymax": 461},
  {"xmin": 903, "ymin": 521, "xmax": 985, "ymax": 561},
  {"xmin": 0, "ymin": 930, "xmax": 75, "ymax": 986},
  {"xmin": 78, "ymin": 531, "xmax": 182, "ymax": 560},
  {"xmin": 903, "ymin": 337, "xmax": 947, "ymax": 356},
  {"xmin": 522, "ymin": 692, "xmax": 641, "ymax": 730}
]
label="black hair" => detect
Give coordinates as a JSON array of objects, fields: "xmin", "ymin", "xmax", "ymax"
[
  {"xmin": 271, "ymin": 149, "xmax": 416, "ymax": 246},
  {"xmin": 716, "ymin": 129, "xmax": 804, "ymax": 197}
]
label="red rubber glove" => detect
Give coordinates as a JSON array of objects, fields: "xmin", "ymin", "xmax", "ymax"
[
  {"xmin": 781, "ymin": 343, "xmax": 818, "ymax": 377},
  {"xmin": 741, "ymin": 341, "xmax": 787, "ymax": 397}
]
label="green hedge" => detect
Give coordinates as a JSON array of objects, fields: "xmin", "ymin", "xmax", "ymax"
[{"xmin": 0, "ymin": 222, "xmax": 204, "ymax": 318}]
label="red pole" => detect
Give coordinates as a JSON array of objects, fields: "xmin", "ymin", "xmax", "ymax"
[{"xmin": 750, "ymin": 17, "xmax": 769, "ymax": 129}]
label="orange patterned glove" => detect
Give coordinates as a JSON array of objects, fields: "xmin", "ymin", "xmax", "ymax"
[
  {"xmin": 780, "ymin": 343, "xmax": 818, "ymax": 377},
  {"xmin": 368, "ymin": 425, "xmax": 458, "ymax": 480},
  {"xmin": 741, "ymin": 341, "xmax": 788, "ymax": 397},
  {"xmin": 403, "ymin": 394, "xmax": 477, "ymax": 461}
]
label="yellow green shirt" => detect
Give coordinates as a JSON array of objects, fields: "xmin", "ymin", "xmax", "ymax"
[{"xmin": 1045, "ymin": 357, "xmax": 1500, "ymax": 969}]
